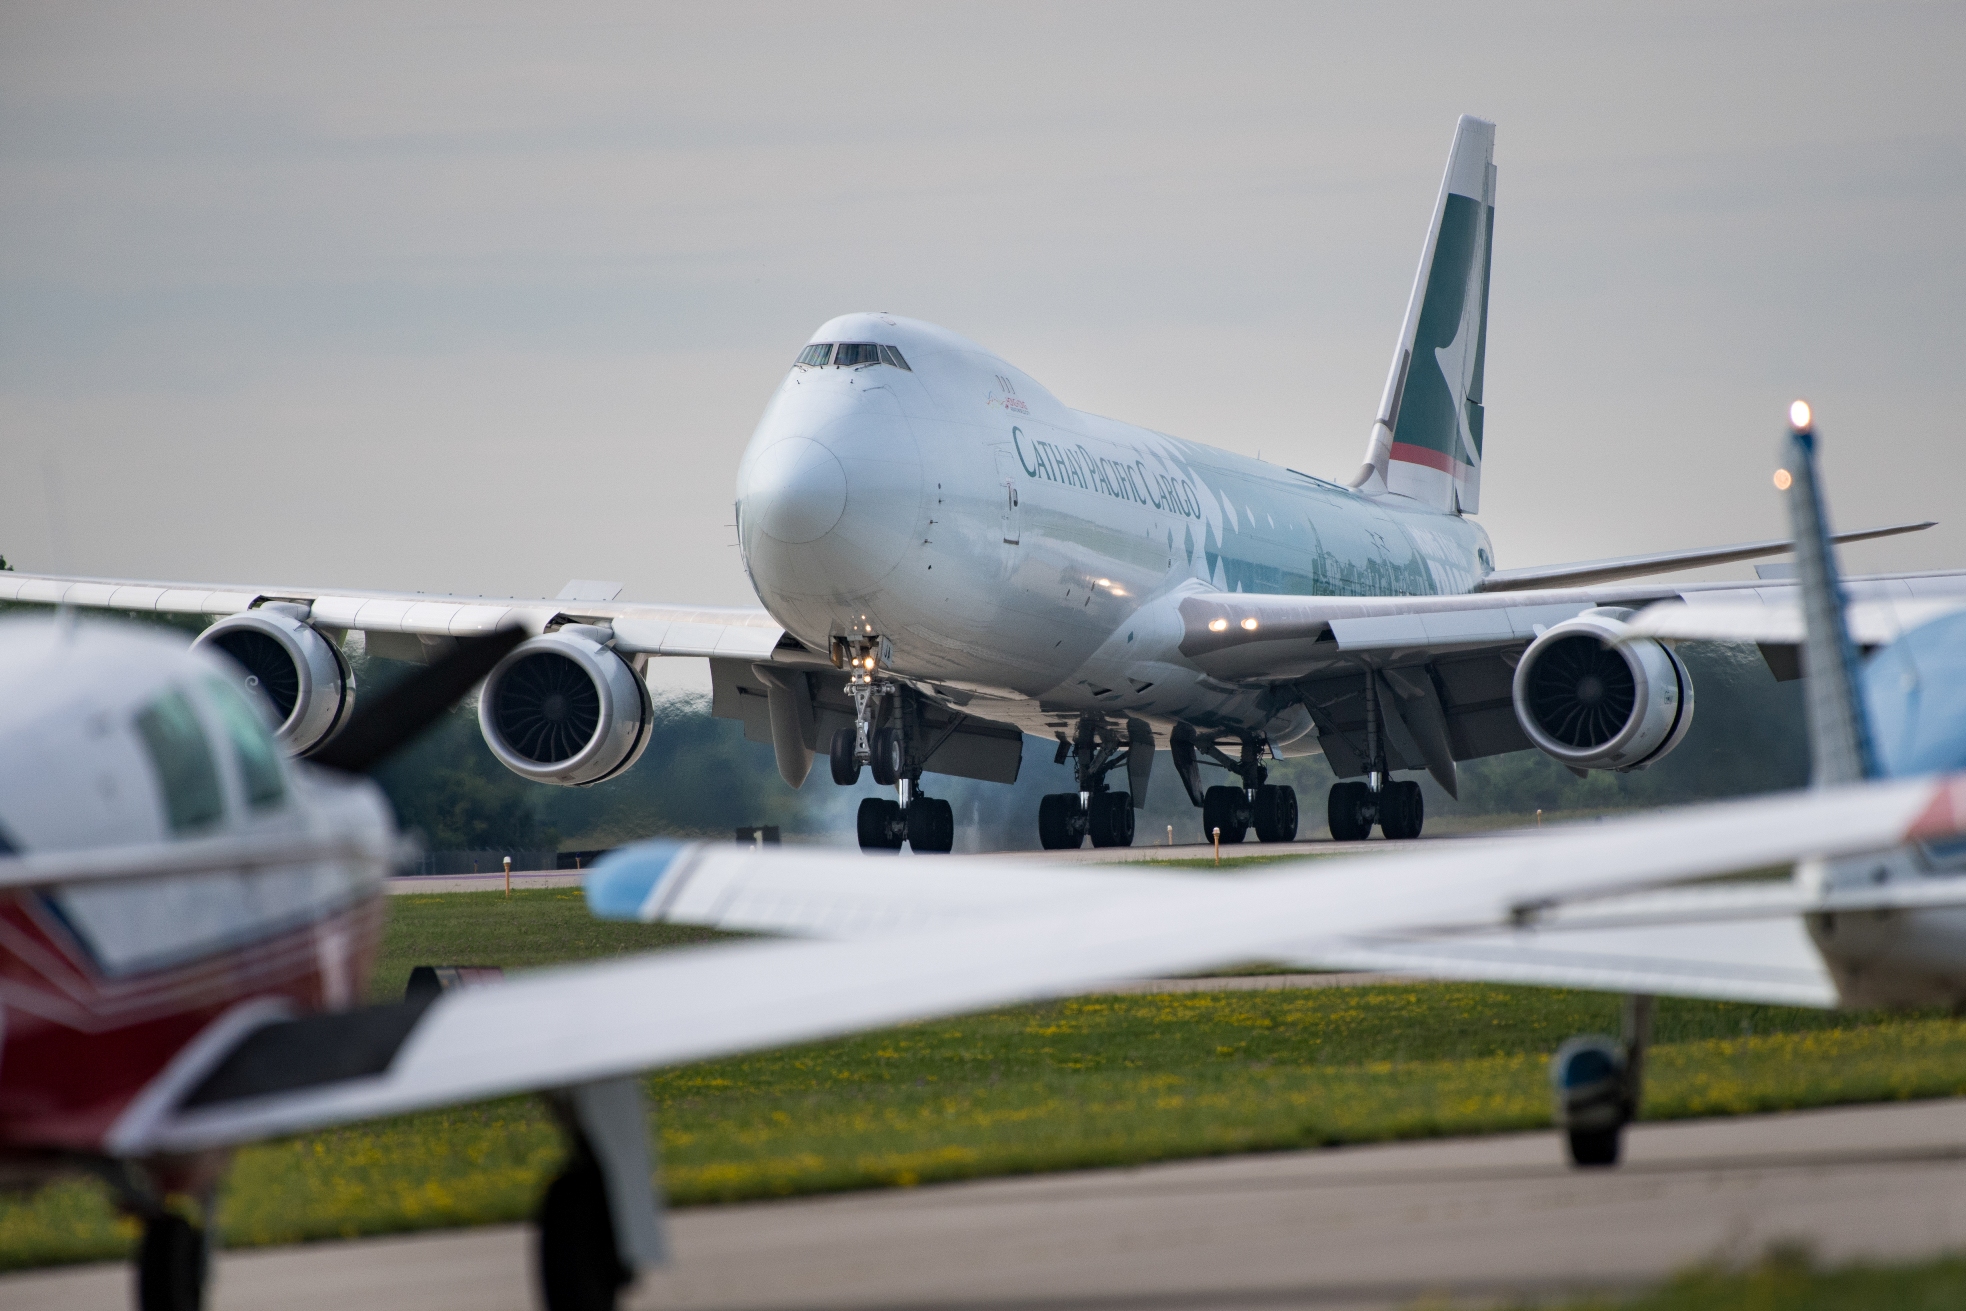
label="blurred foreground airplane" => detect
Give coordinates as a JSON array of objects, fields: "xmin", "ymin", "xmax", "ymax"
[{"xmin": 10, "ymin": 415, "xmax": 1966, "ymax": 1310}]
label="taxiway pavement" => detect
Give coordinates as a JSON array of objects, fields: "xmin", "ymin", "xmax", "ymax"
[{"xmin": 12, "ymin": 1097, "xmax": 1966, "ymax": 1311}]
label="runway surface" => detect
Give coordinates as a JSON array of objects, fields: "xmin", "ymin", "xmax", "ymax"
[
  {"xmin": 384, "ymin": 830, "xmax": 1493, "ymax": 893},
  {"xmin": 13, "ymin": 1097, "xmax": 1966, "ymax": 1311}
]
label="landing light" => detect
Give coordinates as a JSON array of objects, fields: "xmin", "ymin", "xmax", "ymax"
[
  {"xmin": 1773, "ymin": 468, "xmax": 1793, "ymax": 491},
  {"xmin": 1789, "ymin": 399, "xmax": 1813, "ymax": 431},
  {"xmin": 1241, "ymin": 617, "xmax": 1259, "ymax": 631},
  {"xmin": 1208, "ymin": 618, "xmax": 1229, "ymax": 632}
]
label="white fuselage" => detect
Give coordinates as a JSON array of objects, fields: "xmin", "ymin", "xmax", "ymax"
[{"xmin": 735, "ymin": 313, "xmax": 1491, "ymax": 744}]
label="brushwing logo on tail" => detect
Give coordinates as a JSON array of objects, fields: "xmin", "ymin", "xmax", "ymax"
[{"xmin": 1374, "ymin": 115, "xmax": 1496, "ymax": 516}]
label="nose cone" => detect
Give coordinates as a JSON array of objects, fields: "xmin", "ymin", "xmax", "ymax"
[
  {"xmin": 739, "ymin": 377, "xmax": 922, "ymax": 614},
  {"xmin": 748, "ymin": 437, "xmax": 847, "ymax": 544}
]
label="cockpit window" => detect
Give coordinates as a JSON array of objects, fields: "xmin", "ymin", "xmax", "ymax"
[
  {"xmin": 795, "ymin": 342, "xmax": 910, "ymax": 371},
  {"xmin": 135, "ymin": 689, "xmax": 226, "ymax": 833},
  {"xmin": 205, "ymin": 675, "xmax": 287, "ymax": 810}
]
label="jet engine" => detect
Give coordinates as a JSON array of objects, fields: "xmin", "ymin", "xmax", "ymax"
[
  {"xmin": 478, "ymin": 627, "xmax": 653, "ymax": 786},
  {"xmin": 1512, "ymin": 610, "xmax": 1694, "ymax": 772},
  {"xmin": 193, "ymin": 606, "xmax": 355, "ymax": 755}
]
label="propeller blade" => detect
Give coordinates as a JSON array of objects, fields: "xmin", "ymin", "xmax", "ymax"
[{"xmin": 308, "ymin": 626, "xmax": 528, "ymax": 775}]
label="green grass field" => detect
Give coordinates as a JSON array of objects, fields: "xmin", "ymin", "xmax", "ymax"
[{"xmin": 8, "ymin": 888, "xmax": 1966, "ymax": 1276}]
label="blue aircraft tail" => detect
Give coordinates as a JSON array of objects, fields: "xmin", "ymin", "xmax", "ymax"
[{"xmin": 1784, "ymin": 403, "xmax": 1881, "ymax": 787}]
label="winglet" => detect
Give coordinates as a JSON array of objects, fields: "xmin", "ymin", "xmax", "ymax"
[{"xmin": 1785, "ymin": 402, "xmax": 1880, "ymax": 786}]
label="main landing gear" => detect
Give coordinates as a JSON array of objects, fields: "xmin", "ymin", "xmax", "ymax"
[
  {"xmin": 830, "ymin": 641, "xmax": 956, "ymax": 854},
  {"xmin": 82, "ymin": 1156, "xmax": 221, "ymax": 1311},
  {"xmin": 1174, "ymin": 736, "xmax": 1299, "ymax": 846},
  {"xmin": 1037, "ymin": 718, "xmax": 1147, "ymax": 849},
  {"xmin": 1326, "ymin": 778, "xmax": 1424, "ymax": 840},
  {"xmin": 1325, "ymin": 669, "xmax": 1425, "ymax": 840},
  {"xmin": 1550, "ymin": 994, "xmax": 1653, "ymax": 1167}
]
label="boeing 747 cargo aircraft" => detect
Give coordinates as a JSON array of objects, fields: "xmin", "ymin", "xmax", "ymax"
[{"xmin": 3, "ymin": 116, "xmax": 1951, "ymax": 851}]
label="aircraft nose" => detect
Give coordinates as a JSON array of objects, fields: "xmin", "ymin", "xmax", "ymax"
[
  {"xmin": 747, "ymin": 436, "xmax": 847, "ymax": 544},
  {"xmin": 740, "ymin": 388, "xmax": 922, "ymax": 607}
]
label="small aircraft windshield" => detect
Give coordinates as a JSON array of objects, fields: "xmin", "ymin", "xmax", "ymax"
[
  {"xmin": 135, "ymin": 689, "xmax": 226, "ymax": 833},
  {"xmin": 794, "ymin": 342, "xmax": 911, "ymax": 371}
]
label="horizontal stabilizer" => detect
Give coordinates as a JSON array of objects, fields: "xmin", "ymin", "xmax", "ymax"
[{"xmin": 1475, "ymin": 521, "xmax": 1933, "ymax": 592}]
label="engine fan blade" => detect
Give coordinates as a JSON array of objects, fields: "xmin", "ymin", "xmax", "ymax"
[{"xmin": 308, "ymin": 626, "xmax": 528, "ymax": 775}]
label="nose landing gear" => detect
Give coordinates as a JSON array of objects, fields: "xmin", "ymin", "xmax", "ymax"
[{"xmin": 835, "ymin": 641, "xmax": 956, "ymax": 854}]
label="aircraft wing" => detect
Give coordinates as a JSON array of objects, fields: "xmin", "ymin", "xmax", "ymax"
[
  {"xmin": 1277, "ymin": 882, "xmax": 1840, "ymax": 1007},
  {"xmin": 0, "ymin": 571, "xmax": 799, "ymax": 664},
  {"xmin": 1624, "ymin": 596, "xmax": 1966, "ymax": 647},
  {"xmin": 1174, "ymin": 566, "xmax": 1966, "ymax": 792},
  {"xmin": 1470, "ymin": 521, "xmax": 1932, "ymax": 592},
  {"xmin": 131, "ymin": 770, "xmax": 1966, "ymax": 1155}
]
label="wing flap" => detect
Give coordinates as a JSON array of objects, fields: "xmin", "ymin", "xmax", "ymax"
[{"xmin": 1294, "ymin": 917, "xmax": 1837, "ymax": 1007}]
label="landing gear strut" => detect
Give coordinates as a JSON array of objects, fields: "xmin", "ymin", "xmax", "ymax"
[
  {"xmin": 1325, "ymin": 672, "xmax": 1424, "ymax": 840},
  {"xmin": 833, "ymin": 639, "xmax": 955, "ymax": 854},
  {"xmin": 1190, "ymin": 737, "xmax": 1298, "ymax": 846},
  {"xmin": 137, "ymin": 1212, "xmax": 209, "ymax": 1311},
  {"xmin": 1551, "ymin": 994, "xmax": 1653, "ymax": 1167},
  {"xmin": 1038, "ymin": 719, "xmax": 1141, "ymax": 849}
]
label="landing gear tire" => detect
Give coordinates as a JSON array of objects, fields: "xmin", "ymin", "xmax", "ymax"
[
  {"xmin": 536, "ymin": 1154, "xmax": 631, "ymax": 1311},
  {"xmin": 856, "ymin": 797, "xmax": 906, "ymax": 851},
  {"xmin": 828, "ymin": 727, "xmax": 861, "ymax": 786},
  {"xmin": 1326, "ymin": 781, "xmax": 1374, "ymax": 841},
  {"xmin": 1566, "ymin": 1126, "xmax": 1622, "ymax": 1168},
  {"xmin": 907, "ymin": 797, "xmax": 955, "ymax": 853},
  {"xmin": 1037, "ymin": 793, "xmax": 1085, "ymax": 850},
  {"xmin": 869, "ymin": 726, "xmax": 904, "ymax": 787},
  {"xmin": 1252, "ymin": 784, "xmax": 1298, "ymax": 843},
  {"xmin": 1088, "ymin": 792, "xmax": 1134, "ymax": 848},
  {"xmin": 1379, "ymin": 779, "xmax": 1425, "ymax": 839},
  {"xmin": 137, "ymin": 1213, "xmax": 208, "ymax": 1311},
  {"xmin": 1202, "ymin": 785, "xmax": 1249, "ymax": 844}
]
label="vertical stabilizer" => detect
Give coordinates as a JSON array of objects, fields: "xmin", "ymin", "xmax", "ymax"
[
  {"xmin": 1785, "ymin": 403, "xmax": 1880, "ymax": 786},
  {"xmin": 1351, "ymin": 115, "xmax": 1496, "ymax": 514}
]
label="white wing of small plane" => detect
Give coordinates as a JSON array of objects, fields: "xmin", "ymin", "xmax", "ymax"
[
  {"xmin": 0, "ymin": 572, "xmax": 794, "ymax": 663},
  {"xmin": 127, "ymin": 770, "xmax": 1966, "ymax": 1155},
  {"xmin": 1273, "ymin": 879, "xmax": 1841, "ymax": 1006},
  {"xmin": 1625, "ymin": 596, "xmax": 1966, "ymax": 647}
]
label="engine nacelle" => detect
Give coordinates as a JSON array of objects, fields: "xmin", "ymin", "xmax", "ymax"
[
  {"xmin": 1512, "ymin": 610, "xmax": 1694, "ymax": 772},
  {"xmin": 193, "ymin": 606, "xmax": 355, "ymax": 755},
  {"xmin": 478, "ymin": 627, "xmax": 653, "ymax": 786}
]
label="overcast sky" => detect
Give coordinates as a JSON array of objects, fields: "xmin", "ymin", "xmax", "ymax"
[{"xmin": 3, "ymin": 2, "xmax": 1962, "ymax": 690}]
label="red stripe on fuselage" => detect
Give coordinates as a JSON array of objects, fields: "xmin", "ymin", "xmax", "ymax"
[{"xmin": 0, "ymin": 892, "xmax": 385, "ymax": 1155}]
